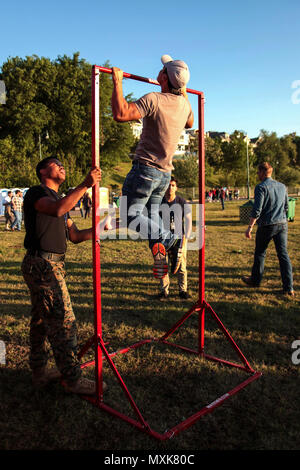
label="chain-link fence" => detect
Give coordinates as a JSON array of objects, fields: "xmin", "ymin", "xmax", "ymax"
[{"xmin": 176, "ymin": 186, "xmax": 300, "ymax": 201}]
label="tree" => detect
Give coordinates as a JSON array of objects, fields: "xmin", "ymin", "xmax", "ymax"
[
  {"xmin": 221, "ymin": 131, "xmax": 255, "ymax": 186},
  {"xmin": 254, "ymin": 129, "xmax": 284, "ymax": 173},
  {"xmin": 0, "ymin": 135, "xmax": 32, "ymax": 187},
  {"xmin": 280, "ymin": 134, "xmax": 297, "ymax": 166},
  {"xmin": 293, "ymin": 135, "xmax": 300, "ymax": 166},
  {"xmin": 0, "ymin": 54, "xmax": 135, "ymax": 187},
  {"xmin": 254, "ymin": 130, "xmax": 300, "ymax": 184},
  {"xmin": 277, "ymin": 167, "xmax": 300, "ymax": 186},
  {"xmin": 205, "ymin": 136, "xmax": 223, "ymax": 170},
  {"xmin": 173, "ymin": 153, "xmax": 198, "ymax": 188}
]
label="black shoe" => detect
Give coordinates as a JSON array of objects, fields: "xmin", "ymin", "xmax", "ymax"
[
  {"xmin": 157, "ymin": 291, "xmax": 169, "ymax": 300},
  {"xmin": 241, "ymin": 276, "xmax": 260, "ymax": 288},
  {"xmin": 179, "ymin": 291, "xmax": 189, "ymax": 299}
]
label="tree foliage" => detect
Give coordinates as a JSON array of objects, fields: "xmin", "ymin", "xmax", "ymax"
[
  {"xmin": 254, "ymin": 130, "xmax": 300, "ymax": 185},
  {"xmin": 1, "ymin": 53, "xmax": 300, "ymax": 190},
  {"xmin": 173, "ymin": 153, "xmax": 198, "ymax": 188},
  {"xmin": 0, "ymin": 53, "xmax": 135, "ymax": 188},
  {"xmin": 179, "ymin": 129, "xmax": 300, "ymax": 189}
]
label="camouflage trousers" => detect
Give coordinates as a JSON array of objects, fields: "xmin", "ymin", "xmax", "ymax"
[{"xmin": 21, "ymin": 254, "xmax": 81, "ymax": 385}]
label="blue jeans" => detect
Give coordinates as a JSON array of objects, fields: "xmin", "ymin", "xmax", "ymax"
[
  {"xmin": 251, "ymin": 223, "xmax": 293, "ymax": 291},
  {"xmin": 121, "ymin": 162, "xmax": 172, "ymax": 249},
  {"xmin": 11, "ymin": 210, "xmax": 22, "ymax": 231}
]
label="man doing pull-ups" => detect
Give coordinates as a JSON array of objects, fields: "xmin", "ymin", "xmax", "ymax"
[{"xmin": 111, "ymin": 54, "xmax": 194, "ymax": 279}]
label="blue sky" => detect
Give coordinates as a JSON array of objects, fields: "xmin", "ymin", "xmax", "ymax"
[{"xmin": 1, "ymin": 0, "xmax": 299, "ymax": 138}]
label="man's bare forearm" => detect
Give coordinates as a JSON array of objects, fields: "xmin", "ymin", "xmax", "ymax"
[
  {"xmin": 59, "ymin": 184, "xmax": 90, "ymax": 216},
  {"xmin": 245, "ymin": 217, "xmax": 257, "ymax": 239},
  {"xmin": 35, "ymin": 182, "xmax": 90, "ymax": 218},
  {"xmin": 248, "ymin": 217, "xmax": 257, "ymax": 229},
  {"xmin": 111, "ymin": 67, "xmax": 141, "ymax": 122},
  {"xmin": 35, "ymin": 167, "xmax": 101, "ymax": 217},
  {"xmin": 111, "ymin": 72, "xmax": 127, "ymax": 121},
  {"xmin": 68, "ymin": 223, "xmax": 92, "ymax": 244}
]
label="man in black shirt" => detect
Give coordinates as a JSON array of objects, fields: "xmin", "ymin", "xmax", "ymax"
[
  {"xmin": 158, "ymin": 177, "xmax": 192, "ymax": 299},
  {"xmin": 21, "ymin": 156, "xmax": 104, "ymax": 395}
]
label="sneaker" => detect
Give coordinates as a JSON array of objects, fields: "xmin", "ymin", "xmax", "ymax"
[
  {"xmin": 170, "ymin": 236, "xmax": 186, "ymax": 275},
  {"xmin": 63, "ymin": 377, "xmax": 107, "ymax": 395},
  {"xmin": 157, "ymin": 290, "xmax": 169, "ymax": 300},
  {"xmin": 179, "ymin": 291, "xmax": 189, "ymax": 299},
  {"xmin": 32, "ymin": 367, "xmax": 62, "ymax": 388},
  {"xmin": 241, "ymin": 276, "xmax": 260, "ymax": 288},
  {"xmin": 152, "ymin": 242, "xmax": 168, "ymax": 279}
]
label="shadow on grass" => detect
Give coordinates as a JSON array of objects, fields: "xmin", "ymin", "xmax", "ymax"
[
  {"xmin": 206, "ymin": 219, "xmax": 243, "ymax": 226},
  {"xmin": 1, "ymin": 340, "xmax": 298, "ymax": 450},
  {"xmin": 1, "ymin": 261, "xmax": 23, "ymax": 276},
  {"xmin": 2, "ymin": 259, "xmax": 298, "ymax": 366},
  {"xmin": 3, "ymin": 258, "xmax": 297, "ymax": 334},
  {"xmin": 0, "ymin": 353, "xmax": 260, "ymax": 450}
]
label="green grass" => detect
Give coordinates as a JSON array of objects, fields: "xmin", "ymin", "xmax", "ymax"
[
  {"xmin": 103, "ymin": 160, "xmax": 132, "ymax": 189},
  {"xmin": 0, "ymin": 200, "xmax": 299, "ymax": 450}
]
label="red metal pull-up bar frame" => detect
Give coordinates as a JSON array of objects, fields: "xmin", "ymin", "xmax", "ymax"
[{"xmin": 78, "ymin": 65, "xmax": 261, "ymax": 441}]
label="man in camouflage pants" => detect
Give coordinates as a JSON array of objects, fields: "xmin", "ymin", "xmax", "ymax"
[
  {"xmin": 22, "ymin": 156, "xmax": 106, "ymax": 395},
  {"xmin": 22, "ymin": 256, "xmax": 79, "ymax": 387}
]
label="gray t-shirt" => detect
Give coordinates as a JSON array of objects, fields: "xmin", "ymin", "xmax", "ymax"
[{"xmin": 134, "ymin": 92, "xmax": 192, "ymax": 172}]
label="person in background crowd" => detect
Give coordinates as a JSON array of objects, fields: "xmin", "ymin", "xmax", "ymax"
[
  {"xmin": 220, "ymin": 188, "xmax": 225, "ymax": 210},
  {"xmin": 158, "ymin": 177, "xmax": 192, "ymax": 300},
  {"xmin": 11, "ymin": 189, "xmax": 23, "ymax": 231},
  {"xmin": 3, "ymin": 190, "xmax": 15, "ymax": 230},
  {"xmin": 242, "ymin": 162, "xmax": 294, "ymax": 297},
  {"xmin": 83, "ymin": 192, "xmax": 92, "ymax": 218}
]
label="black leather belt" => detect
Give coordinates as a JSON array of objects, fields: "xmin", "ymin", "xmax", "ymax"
[{"xmin": 27, "ymin": 249, "xmax": 65, "ymax": 262}]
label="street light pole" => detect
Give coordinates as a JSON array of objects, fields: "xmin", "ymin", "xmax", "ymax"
[
  {"xmin": 39, "ymin": 133, "xmax": 42, "ymax": 160},
  {"xmin": 38, "ymin": 130, "xmax": 49, "ymax": 160}
]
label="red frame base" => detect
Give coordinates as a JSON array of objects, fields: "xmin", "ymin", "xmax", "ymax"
[{"xmin": 78, "ymin": 299, "xmax": 261, "ymax": 441}]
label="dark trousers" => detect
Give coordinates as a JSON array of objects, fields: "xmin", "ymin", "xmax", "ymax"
[{"xmin": 251, "ymin": 223, "xmax": 293, "ymax": 291}]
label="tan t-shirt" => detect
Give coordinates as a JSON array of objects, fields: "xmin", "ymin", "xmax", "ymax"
[{"xmin": 134, "ymin": 92, "xmax": 192, "ymax": 172}]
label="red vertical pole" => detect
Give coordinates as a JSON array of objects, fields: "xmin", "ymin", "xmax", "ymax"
[
  {"xmin": 91, "ymin": 65, "xmax": 103, "ymax": 401},
  {"xmin": 198, "ymin": 93, "xmax": 205, "ymax": 353}
]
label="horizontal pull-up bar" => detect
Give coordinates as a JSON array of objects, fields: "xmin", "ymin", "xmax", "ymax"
[{"xmin": 94, "ymin": 65, "xmax": 203, "ymax": 97}]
